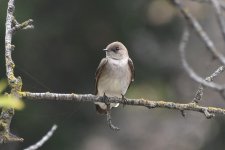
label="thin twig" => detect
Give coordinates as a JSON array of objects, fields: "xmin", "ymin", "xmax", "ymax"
[
  {"xmin": 102, "ymin": 93, "xmax": 120, "ymax": 131},
  {"xmin": 190, "ymin": 0, "xmax": 225, "ymax": 10},
  {"xmin": 193, "ymin": 65, "xmax": 225, "ymax": 102},
  {"xmin": 210, "ymin": 0, "xmax": 225, "ymax": 43},
  {"xmin": 24, "ymin": 124, "xmax": 58, "ymax": 150},
  {"xmin": 106, "ymin": 104, "xmax": 120, "ymax": 131},
  {"xmin": 12, "ymin": 19, "xmax": 34, "ymax": 32}
]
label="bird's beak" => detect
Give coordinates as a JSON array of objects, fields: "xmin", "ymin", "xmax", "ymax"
[{"xmin": 103, "ymin": 48, "xmax": 108, "ymax": 51}]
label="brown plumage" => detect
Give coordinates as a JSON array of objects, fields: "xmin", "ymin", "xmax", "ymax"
[{"xmin": 94, "ymin": 42, "xmax": 135, "ymax": 114}]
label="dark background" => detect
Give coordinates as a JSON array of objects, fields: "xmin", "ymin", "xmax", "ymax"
[{"xmin": 1, "ymin": 0, "xmax": 225, "ymax": 149}]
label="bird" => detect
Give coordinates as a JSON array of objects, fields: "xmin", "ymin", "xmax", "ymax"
[{"xmin": 94, "ymin": 41, "xmax": 134, "ymax": 114}]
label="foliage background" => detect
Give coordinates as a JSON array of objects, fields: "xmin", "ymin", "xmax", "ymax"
[{"xmin": 1, "ymin": 0, "xmax": 225, "ymax": 149}]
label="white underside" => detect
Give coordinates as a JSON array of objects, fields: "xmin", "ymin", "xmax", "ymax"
[{"xmin": 95, "ymin": 102, "xmax": 119, "ymax": 109}]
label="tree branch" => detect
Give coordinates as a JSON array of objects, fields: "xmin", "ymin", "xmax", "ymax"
[
  {"xmin": 190, "ymin": 0, "xmax": 225, "ymax": 10},
  {"xmin": 210, "ymin": 0, "xmax": 225, "ymax": 42},
  {"xmin": 178, "ymin": 27, "xmax": 225, "ymax": 103},
  {"xmin": 24, "ymin": 124, "xmax": 57, "ymax": 150},
  {"xmin": 172, "ymin": 0, "xmax": 225, "ymax": 65},
  {"xmin": 193, "ymin": 65, "xmax": 225, "ymax": 102},
  {"xmin": 1, "ymin": 0, "xmax": 23, "ymax": 143},
  {"xmin": 179, "ymin": 28, "xmax": 220, "ymax": 89},
  {"xmin": 1, "ymin": 0, "xmax": 33, "ymax": 143},
  {"xmin": 20, "ymin": 92, "xmax": 225, "ymax": 117}
]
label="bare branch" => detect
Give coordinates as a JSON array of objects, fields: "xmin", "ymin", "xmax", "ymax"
[
  {"xmin": 5, "ymin": 0, "xmax": 18, "ymax": 88},
  {"xmin": 173, "ymin": 0, "xmax": 225, "ymax": 65},
  {"xmin": 20, "ymin": 92, "xmax": 225, "ymax": 117},
  {"xmin": 5, "ymin": 0, "xmax": 33, "ymax": 92},
  {"xmin": 24, "ymin": 124, "xmax": 58, "ymax": 150},
  {"xmin": 175, "ymin": 1, "xmax": 225, "ymax": 104},
  {"xmin": 210, "ymin": 0, "xmax": 225, "ymax": 42},
  {"xmin": 193, "ymin": 65, "xmax": 225, "ymax": 102},
  {"xmin": 2, "ymin": 0, "xmax": 33, "ymax": 143},
  {"xmin": 205, "ymin": 66, "xmax": 225, "ymax": 82},
  {"xmin": 1, "ymin": 0, "xmax": 23, "ymax": 143},
  {"xmin": 178, "ymin": 28, "xmax": 225, "ymax": 91},
  {"xmin": 190, "ymin": 0, "xmax": 225, "ymax": 10}
]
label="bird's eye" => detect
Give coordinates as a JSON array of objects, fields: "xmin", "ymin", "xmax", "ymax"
[{"xmin": 115, "ymin": 47, "xmax": 119, "ymax": 51}]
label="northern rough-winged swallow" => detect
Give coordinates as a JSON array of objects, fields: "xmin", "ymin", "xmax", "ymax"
[{"xmin": 95, "ymin": 41, "xmax": 134, "ymax": 114}]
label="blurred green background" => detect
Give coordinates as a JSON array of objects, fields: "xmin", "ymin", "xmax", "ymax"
[{"xmin": 1, "ymin": 0, "xmax": 225, "ymax": 149}]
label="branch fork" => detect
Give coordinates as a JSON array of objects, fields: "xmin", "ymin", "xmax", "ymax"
[
  {"xmin": 1, "ymin": 0, "xmax": 34, "ymax": 144},
  {"xmin": 12, "ymin": 18, "xmax": 34, "ymax": 33}
]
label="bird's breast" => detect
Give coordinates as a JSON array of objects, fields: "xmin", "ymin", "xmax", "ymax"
[{"xmin": 97, "ymin": 58, "xmax": 131, "ymax": 97}]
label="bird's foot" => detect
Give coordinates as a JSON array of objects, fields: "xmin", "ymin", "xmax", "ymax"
[
  {"xmin": 103, "ymin": 93, "xmax": 110, "ymax": 105},
  {"xmin": 121, "ymin": 94, "xmax": 128, "ymax": 108}
]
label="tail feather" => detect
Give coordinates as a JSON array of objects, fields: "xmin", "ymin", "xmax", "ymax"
[{"xmin": 95, "ymin": 104, "xmax": 107, "ymax": 114}]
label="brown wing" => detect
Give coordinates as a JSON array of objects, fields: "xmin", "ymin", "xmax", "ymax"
[
  {"xmin": 128, "ymin": 58, "xmax": 135, "ymax": 87},
  {"xmin": 95, "ymin": 58, "xmax": 108, "ymax": 95}
]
